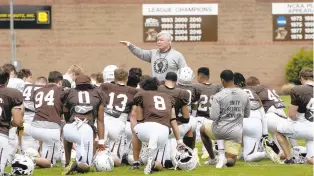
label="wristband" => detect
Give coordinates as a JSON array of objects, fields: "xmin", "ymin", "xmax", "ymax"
[{"xmin": 98, "ymin": 139, "xmax": 105, "ymax": 145}]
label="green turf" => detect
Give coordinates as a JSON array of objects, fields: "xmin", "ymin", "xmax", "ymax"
[{"xmin": 6, "ymin": 96, "xmax": 314, "ymax": 175}]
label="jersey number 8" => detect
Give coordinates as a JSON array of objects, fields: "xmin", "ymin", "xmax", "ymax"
[{"xmin": 153, "ymin": 96, "xmax": 166, "ymax": 111}]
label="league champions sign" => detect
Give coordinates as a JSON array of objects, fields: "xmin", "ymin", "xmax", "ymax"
[
  {"xmin": 272, "ymin": 3, "xmax": 314, "ymax": 41},
  {"xmin": 142, "ymin": 4, "xmax": 218, "ymax": 42}
]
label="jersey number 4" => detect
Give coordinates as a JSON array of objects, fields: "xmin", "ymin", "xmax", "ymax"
[
  {"xmin": 267, "ymin": 89, "xmax": 282, "ymax": 102},
  {"xmin": 35, "ymin": 90, "xmax": 54, "ymax": 108}
]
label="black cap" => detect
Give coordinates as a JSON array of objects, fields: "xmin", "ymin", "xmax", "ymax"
[{"xmin": 165, "ymin": 72, "xmax": 177, "ymax": 82}]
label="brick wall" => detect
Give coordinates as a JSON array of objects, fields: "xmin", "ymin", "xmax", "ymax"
[{"xmin": 0, "ymin": 0, "xmax": 312, "ymax": 92}]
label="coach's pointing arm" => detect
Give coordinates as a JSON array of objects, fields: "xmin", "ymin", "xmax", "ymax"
[{"xmin": 119, "ymin": 41, "xmax": 152, "ymax": 63}]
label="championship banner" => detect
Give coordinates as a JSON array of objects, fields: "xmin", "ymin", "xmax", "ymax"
[
  {"xmin": 142, "ymin": 4, "xmax": 218, "ymax": 42},
  {"xmin": 0, "ymin": 5, "xmax": 51, "ymax": 29},
  {"xmin": 272, "ymin": 3, "xmax": 314, "ymax": 41}
]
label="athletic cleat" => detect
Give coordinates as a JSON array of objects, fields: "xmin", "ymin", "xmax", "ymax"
[
  {"xmin": 144, "ymin": 157, "xmax": 155, "ymax": 175},
  {"xmin": 263, "ymin": 140, "xmax": 281, "ymax": 164},
  {"xmin": 204, "ymin": 157, "xmax": 218, "ymax": 165},
  {"xmin": 63, "ymin": 158, "xmax": 77, "ymax": 175},
  {"xmin": 284, "ymin": 158, "xmax": 295, "ymax": 164},
  {"xmin": 216, "ymin": 155, "xmax": 227, "ymax": 168},
  {"xmin": 121, "ymin": 154, "xmax": 129, "ymax": 165},
  {"xmin": 129, "ymin": 162, "xmax": 140, "ymax": 170}
]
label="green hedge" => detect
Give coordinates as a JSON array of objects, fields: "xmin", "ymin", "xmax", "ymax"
[{"xmin": 285, "ymin": 49, "xmax": 313, "ymax": 85}]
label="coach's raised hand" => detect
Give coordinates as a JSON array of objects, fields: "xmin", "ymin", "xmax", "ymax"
[{"xmin": 119, "ymin": 41, "xmax": 131, "ymax": 46}]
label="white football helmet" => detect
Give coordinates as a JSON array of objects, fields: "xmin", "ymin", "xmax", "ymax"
[
  {"xmin": 177, "ymin": 67, "xmax": 194, "ymax": 85},
  {"xmin": 11, "ymin": 154, "xmax": 35, "ymax": 175},
  {"xmin": 93, "ymin": 150, "xmax": 114, "ymax": 172},
  {"xmin": 24, "ymin": 148, "xmax": 40, "ymax": 158},
  {"xmin": 173, "ymin": 146, "xmax": 197, "ymax": 171},
  {"xmin": 292, "ymin": 146, "xmax": 307, "ymax": 164},
  {"xmin": 103, "ymin": 65, "xmax": 118, "ymax": 83}
]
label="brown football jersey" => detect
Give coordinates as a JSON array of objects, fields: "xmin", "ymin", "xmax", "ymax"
[
  {"xmin": 133, "ymin": 91, "xmax": 175, "ymax": 128},
  {"xmin": 61, "ymin": 87, "xmax": 108, "ymax": 126},
  {"xmin": 33, "ymin": 84, "xmax": 63, "ymax": 125},
  {"xmin": 290, "ymin": 83, "xmax": 314, "ymax": 122},
  {"xmin": 249, "ymin": 85, "xmax": 285, "ymax": 112},
  {"xmin": 0, "ymin": 87, "xmax": 23, "ymax": 136},
  {"xmin": 176, "ymin": 84, "xmax": 201, "ymax": 104},
  {"xmin": 99, "ymin": 83, "xmax": 139, "ymax": 113},
  {"xmin": 195, "ymin": 83, "xmax": 222, "ymax": 118},
  {"xmin": 157, "ymin": 85, "xmax": 189, "ymax": 118},
  {"xmin": 23, "ymin": 83, "xmax": 44, "ymax": 112},
  {"xmin": 242, "ymin": 86, "xmax": 263, "ymax": 110}
]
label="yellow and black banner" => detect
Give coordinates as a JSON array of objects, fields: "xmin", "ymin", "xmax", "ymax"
[{"xmin": 0, "ymin": 5, "xmax": 51, "ymax": 29}]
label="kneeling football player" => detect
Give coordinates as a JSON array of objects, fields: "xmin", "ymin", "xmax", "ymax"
[
  {"xmin": 130, "ymin": 77, "xmax": 185, "ymax": 174},
  {"xmin": 61, "ymin": 75, "xmax": 107, "ymax": 175}
]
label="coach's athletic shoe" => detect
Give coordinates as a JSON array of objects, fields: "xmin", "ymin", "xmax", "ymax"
[
  {"xmin": 63, "ymin": 158, "xmax": 77, "ymax": 175},
  {"xmin": 216, "ymin": 155, "xmax": 227, "ymax": 168},
  {"xmin": 144, "ymin": 157, "xmax": 155, "ymax": 175},
  {"xmin": 204, "ymin": 157, "xmax": 218, "ymax": 165}
]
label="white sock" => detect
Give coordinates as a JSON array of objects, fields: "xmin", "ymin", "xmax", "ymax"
[
  {"xmin": 216, "ymin": 140, "xmax": 225, "ymax": 157},
  {"xmin": 245, "ymin": 152, "xmax": 267, "ymax": 162}
]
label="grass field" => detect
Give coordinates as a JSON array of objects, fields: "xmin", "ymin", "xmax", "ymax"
[{"xmin": 6, "ymin": 96, "xmax": 314, "ymax": 176}]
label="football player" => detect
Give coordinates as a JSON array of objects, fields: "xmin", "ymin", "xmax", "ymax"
[
  {"xmin": 99, "ymin": 68, "xmax": 139, "ymax": 166},
  {"xmin": 103, "ymin": 65, "xmax": 118, "ymax": 83},
  {"xmin": 35, "ymin": 76, "xmax": 48, "ymax": 86},
  {"xmin": 61, "ymin": 75, "xmax": 107, "ymax": 175},
  {"xmin": 17, "ymin": 69, "xmax": 33, "ymax": 83},
  {"xmin": 63, "ymin": 65, "xmax": 84, "ymax": 88},
  {"xmin": 0, "ymin": 66, "xmax": 24, "ymax": 175},
  {"xmin": 90, "ymin": 72, "xmax": 104, "ymax": 87},
  {"xmin": 157, "ymin": 72, "xmax": 197, "ymax": 168},
  {"xmin": 2, "ymin": 64, "xmax": 25, "ymax": 164},
  {"xmin": 246, "ymin": 76, "xmax": 298, "ymax": 152},
  {"xmin": 234, "ymin": 73, "xmax": 280, "ymax": 163},
  {"xmin": 201, "ymin": 70, "xmax": 250, "ymax": 168},
  {"xmin": 195, "ymin": 67, "xmax": 222, "ymax": 161},
  {"xmin": 24, "ymin": 71, "xmax": 64, "ymax": 168},
  {"xmin": 21, "ymin": 71, "xmax": 47, "ymax": 152},
  {"xmin": 176, "ymin": 67, "xmax": 201, "ymax": 117},
  {"xmin": 275, "ymin": 68, "xmax": 314, "ymax": 164},
  {"xmin": 130, "ymin": 77, "xmax": 184, "ymax": 174},
  {"xmin": 176, "ymin": 66, "xmax": 201, "ymax": 163}
]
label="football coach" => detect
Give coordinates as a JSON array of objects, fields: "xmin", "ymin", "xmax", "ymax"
[{"xmin": 119, "ymin": 31, "xmax": 187, "ymax": 82}]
